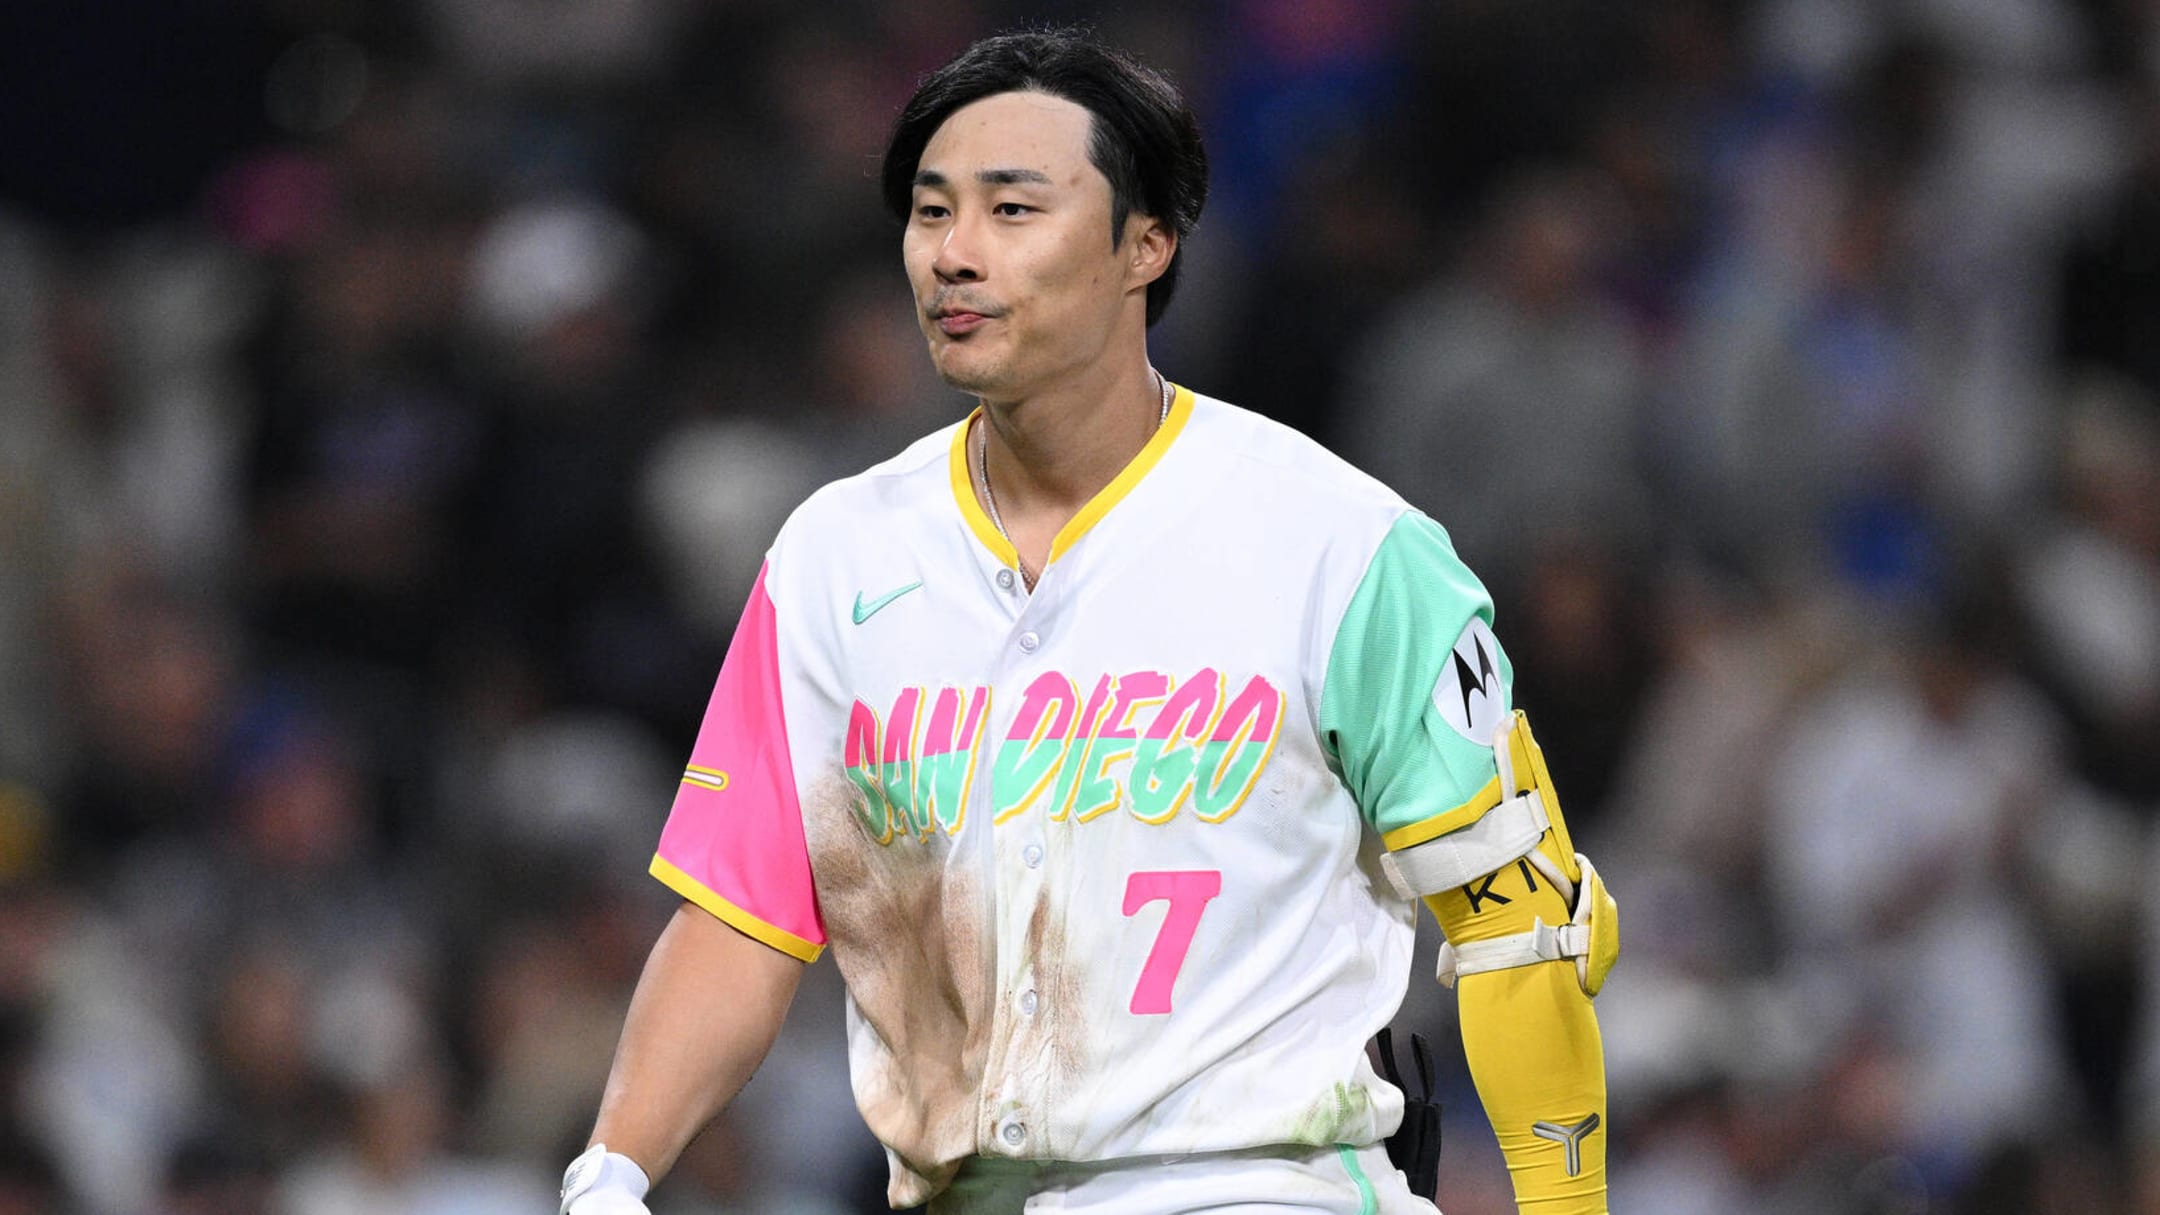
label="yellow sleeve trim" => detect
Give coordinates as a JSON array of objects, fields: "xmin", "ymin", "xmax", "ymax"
[
  {"xmin": 1380, "ymin": 775, "xmax": 1504, "ymax": 851},
  {"xmin": 649, "ymin": 855, "xmax": 825, "ymax": 962}
]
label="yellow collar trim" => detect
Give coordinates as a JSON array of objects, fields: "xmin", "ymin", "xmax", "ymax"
[
  {"xmin": 947, "ymin": 383, "xmax": 1194, "ymax": 572},
  {"xmin": 948, "ymin": 411, "xmax": 1022, "ymax": 569}
]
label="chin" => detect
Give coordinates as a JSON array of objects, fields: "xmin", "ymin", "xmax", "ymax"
[{"xmin": 930, "ymin": 348, "xmax": 1007, "ymax": 397}]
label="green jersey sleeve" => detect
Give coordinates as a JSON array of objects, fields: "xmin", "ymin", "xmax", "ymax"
[{"xmin": 1319, "ymin": 510, "xmax": 1513, "ymax": 847}]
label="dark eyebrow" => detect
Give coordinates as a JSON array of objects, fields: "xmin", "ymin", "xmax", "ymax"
[{"xmin": 912, "ymin": 167, "xmax": 1055, "ymax": 190}]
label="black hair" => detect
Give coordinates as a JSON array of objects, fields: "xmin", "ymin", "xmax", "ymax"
[{"xmin": 881, "ymin": 29, "xmax": 1208, "ymax": 327}]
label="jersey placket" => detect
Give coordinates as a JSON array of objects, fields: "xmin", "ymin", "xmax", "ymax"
[
  {"xmin": 973, "ymin": 547, "xmax": 1072, "ymax": 1162},
  {"xmin": 944, "ymin": 395, "xmax": 1188, "ymax": 1167}
]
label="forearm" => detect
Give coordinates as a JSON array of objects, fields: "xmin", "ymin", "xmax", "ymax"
[
  {"xmin": 590, "ymin": 900, "xmax": 806, "ymax": 1183},
  {"xmin": 1422, "ymin": 867, "xmax": 1610, "ymax": 1213},
  {"xmin": 1453, "ymin": 953, "xmax": 1607, "ymax": 1211},
  {"xmin": 1393, "ymin": 711, "xmax": 1612, "ymax": 1212}
]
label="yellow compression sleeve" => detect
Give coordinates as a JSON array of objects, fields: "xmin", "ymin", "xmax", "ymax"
[{"xmin": 1425, "ymin": 849, "xmax": 1608, "ymax": 1213}]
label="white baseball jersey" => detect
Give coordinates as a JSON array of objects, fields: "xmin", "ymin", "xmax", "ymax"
[{"xmin": 652, "ymin": 386, "xmax": 1514, "ymax": 1209}]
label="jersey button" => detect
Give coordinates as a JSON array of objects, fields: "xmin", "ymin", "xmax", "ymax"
[
  {"xmin": 1019, "ymin": 989, "xmax": 1038, "ymax": 1016},
  {"xmin": 996, "ymin": 569, "xmax": 1015, "ymax": 590},
  {"xmin": 1021, "ymin": 843, "xmax": 1043, "ymax": 868},
  {"xmin": 1000, "ymin": 1120, "xmax": 1026, "ymax": 1147},
  {"xmin": 1018, "ymin": 631, "xmax": 1040, "ymax": 653}
]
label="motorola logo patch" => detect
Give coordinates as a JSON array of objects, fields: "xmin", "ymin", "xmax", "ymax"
[{"xmin": 1433, "ymin": 616, "xmax": 1505, "ymax": 744}]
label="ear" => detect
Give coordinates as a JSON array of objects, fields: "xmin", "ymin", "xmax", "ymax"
[{"xmin": 1121, "ymin": 213, "xmax": 1176, "ymax": 293}]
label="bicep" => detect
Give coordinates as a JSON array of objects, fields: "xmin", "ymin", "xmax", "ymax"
[{"xmin": 1319, "ymin": 510, "xmax": 1512, "ymax": 847}]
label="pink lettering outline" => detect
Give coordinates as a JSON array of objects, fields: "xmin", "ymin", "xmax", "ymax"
[
  {"xmin": 1052, "ymin": 674, "xmax": 1118, "ymax": 822},
  {"xmin": 916, "ymin": 686, "xmax": 989, "ymax": 836},
  {"xmin": 1005, "ymin": 671, "xmax": 1079, "ymax": 741},
  {"xmin": 1100, "ymin": 670, "xmax": 1169, "ymax": 741},
  {"xmin": 992, "ymin": 672, "xmax": 1080, "ymax": 824}
]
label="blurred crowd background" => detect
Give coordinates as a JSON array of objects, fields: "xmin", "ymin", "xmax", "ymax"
[{"xmin": 2, "ymin": 0, "xmax": 2158, "ymax": 1212}]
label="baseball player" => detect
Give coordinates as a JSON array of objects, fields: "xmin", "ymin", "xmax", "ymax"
[{"xmin": 562, "ymin": 29, "xmax": 1616, "ymax": 1215}]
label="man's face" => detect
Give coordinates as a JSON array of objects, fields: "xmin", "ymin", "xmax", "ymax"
[{"xmin": 903, "ymin": 90, "xmax": 1156, "ymax": 399}]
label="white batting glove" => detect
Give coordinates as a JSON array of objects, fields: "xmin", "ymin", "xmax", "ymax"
[{"xmin": 559, "ymin": 1143, "xmax": 652, "ymax": 1215}]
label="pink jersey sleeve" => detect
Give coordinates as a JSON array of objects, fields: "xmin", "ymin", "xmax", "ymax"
[{"xmin": 651, "ymin": 563, "xmax": 827, "ymax": 961}]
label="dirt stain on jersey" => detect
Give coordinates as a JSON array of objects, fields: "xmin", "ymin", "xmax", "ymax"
[
  {"xmin": 800, "ymin": 773, "xmax": 989, "ymax": 1206},
  {"xmin": 1020, "ymin": 877, "xmax": 1091, "ymax": 1091}
]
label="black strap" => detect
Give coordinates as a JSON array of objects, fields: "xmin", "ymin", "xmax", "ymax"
[
  {"xmin": 1375, "ymin": 1027, "xmax": 1405, "ymax": 1089},
  {"xmin": 1376, "ymin": 1029, "xmax": 1443, "ymax": 1200}
]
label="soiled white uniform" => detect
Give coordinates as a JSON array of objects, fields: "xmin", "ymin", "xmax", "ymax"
[{"xmin": 653, "ymin": 387, "xmax": 1514, "ymax": 1212}]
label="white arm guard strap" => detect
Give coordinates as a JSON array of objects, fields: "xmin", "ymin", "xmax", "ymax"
[
  {"xmin": 1436, "ymin": 852, "xmax": 1619, "ymax": 997},
  {"xmin": 1379, "ymin": 788, "xmax": 1551, "ymax": 899},
  {"xmin": 560, "ymin": 1143, "xmax": 652, "ymax": 1215}
]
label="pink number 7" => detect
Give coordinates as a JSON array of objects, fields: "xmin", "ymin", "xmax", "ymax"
[{"xmin": 1121, "ymin": 869, "xmax": 1222, "ymax": 1015}]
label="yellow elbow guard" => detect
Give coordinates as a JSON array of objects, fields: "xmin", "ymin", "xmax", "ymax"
[
  {"xmin": 1410, "ymin": 713, "xmax": 1615, "ymax": 1211},
  {"xmin": 1393, "ymin": 711, "xmax": 1620, "ymax": 996},
  {"xmin": 1439, "ymin": 853, "xmax": 1618, "ymax": 997}
]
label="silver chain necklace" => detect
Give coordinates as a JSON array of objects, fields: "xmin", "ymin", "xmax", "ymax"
[{"xmin": 978, "ymin": 370, "xmax": 1172, "ymax": 587}]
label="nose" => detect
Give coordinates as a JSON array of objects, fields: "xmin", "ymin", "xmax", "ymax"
[{"xmin": 932, "ymin": 211, "xmax": 985, "ymax": 283}]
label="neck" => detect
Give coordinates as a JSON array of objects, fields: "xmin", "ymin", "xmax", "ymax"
[{"xmin": 977, "ymin": 351, "xmax": 1163, "ymax": 521}]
